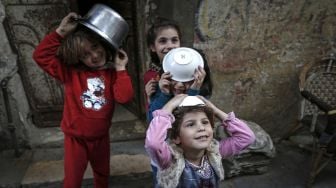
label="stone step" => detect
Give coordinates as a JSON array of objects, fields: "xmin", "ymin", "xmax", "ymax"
[
  {"xmin": 21, "ymin": 154, "xmax": 151, "ymax": 187},
  {"xmin": 0, "ymin": 140, "xmax": 153, "ymax": 188}
]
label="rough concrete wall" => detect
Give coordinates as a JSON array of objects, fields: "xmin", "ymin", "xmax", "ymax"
[
  {"xmin": 194, "ymin": 0, "xmax": 336, "ymax": 137},
  {"xmin": 0, "ymin": 0, "xmax": 67, "ymax": 150},
  {"xmin": 0, "ymin": 1, "xmax": 31, "ymax": 150}
]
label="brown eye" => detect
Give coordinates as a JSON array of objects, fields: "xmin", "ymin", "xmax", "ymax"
[
  {"xmin": 202, "ymin": 120, "xmax": 210, "ymax": 125},
  {"xmin": 171, "ymin": 37, "xmax": 180, "ymax": 43},
  {"xmin": 158, "ymin": 38, "xmax": 167, "ymax": 44},
  {"xmin": 186, "ymin": 123, "xmax": 194, "ymax": 127},
  {"xmin": 92, "ymin": 43, "xmax": 98, "ymax": 49},
  {"xmin": 80, "ymin": 53, "xmax": 89, "ymax": 61}
]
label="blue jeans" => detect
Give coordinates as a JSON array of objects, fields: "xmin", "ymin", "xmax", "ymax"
[{"xmin": 151, "ymin": 164, "xmax": 158, "ymax": 187}]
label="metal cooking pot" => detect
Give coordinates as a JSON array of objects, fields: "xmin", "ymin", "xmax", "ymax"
[{"xmin": 79, "ymin": 4, "xmax": 129, "ymax": 49}]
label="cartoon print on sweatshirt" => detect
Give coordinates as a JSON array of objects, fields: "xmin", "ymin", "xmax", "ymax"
[{"xmin": 81, "ymin": 77, "xmax": 106, "ymax": 110}]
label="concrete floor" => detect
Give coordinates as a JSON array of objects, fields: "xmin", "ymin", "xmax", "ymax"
[{"xmin": 0, "ymin": 140, "xmax": 335, "ymax": 188}]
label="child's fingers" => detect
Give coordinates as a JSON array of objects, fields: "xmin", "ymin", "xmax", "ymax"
[
  {"xmin": 116, "ymin": 50, "xmax": 128, "ymax": 62},
  {"xmin": 195, "ymin": 67, "xmax": 206, "ymax": 80},
  {"xmin": 117, "ymin": 49, "xmax": 127, "ymax": 59},
  {"xmin": 170, "ymin": 94, "xmax": 188, "ymax": 107},
  {"xmin": 161, "ymin": 72, "xmax": 172, "ymax": 80},
  {"xmin": 145, "ymin": 79, "xmax": 157, "ymax": 94},
  {"xmin": 57, "ymin": 13, "xmax": 80, "ymax": 36},
  {"xmin": 160, "ymin": 80, "xmax": 170, "ymax": 87}
]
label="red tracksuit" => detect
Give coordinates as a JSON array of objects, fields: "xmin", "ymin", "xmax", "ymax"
[{"xmin": 33, "ymin": 31, "xmax": 134, "ymax": 188}]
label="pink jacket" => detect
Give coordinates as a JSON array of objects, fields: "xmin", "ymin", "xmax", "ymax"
[{"xmin": 145, "ymin": 109, "xmax": 256, "ymax": 170}]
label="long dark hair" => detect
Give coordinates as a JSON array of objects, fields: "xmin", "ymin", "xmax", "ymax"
[
  {"xmin": 194, "ymin": 48, "xmax": 213, "ymax": 98},
  {"xmin": 146, "ymin": 17, "xmax": 182, "ymax": 67}
]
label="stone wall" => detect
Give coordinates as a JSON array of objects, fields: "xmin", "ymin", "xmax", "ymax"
[
  {"xmin": 0, "ymin": 1, "xmax": 31, "ymax": 150},
  {"xmin": 0, "ymin": 0, "xmax": 67, "ymax": 150},
  {"xmin": 194, "ymin": 0, "xmax": 336, "ymax": 137}
]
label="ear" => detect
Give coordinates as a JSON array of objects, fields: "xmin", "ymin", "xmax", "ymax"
[
  {"xmin": 150, "ymin": 44, "xmax": 156, "ymax": 52},
  {"xmin": 173, "ymin": 137, "xmax": 181, "ymax": 145}
]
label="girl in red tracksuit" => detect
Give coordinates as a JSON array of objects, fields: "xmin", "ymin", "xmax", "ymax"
[{"xmin": 33, "ymin": 12, "xmax": 134, "ymax": 188}]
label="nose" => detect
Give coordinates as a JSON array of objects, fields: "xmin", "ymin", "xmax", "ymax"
[
  {"xmin": 91, "ymin": 51, "xmax": 99, "ymax": 61},
  {"xmin": 167, "ymin": 41, "xmax": 178, "ymax": 50},
  {"xmin": 174, "ymin": 81, "xmax": 184, "ymax": 88},
  {"xmin": 198, "ymin": 123, "xmax": 206, "ymax": 131}
]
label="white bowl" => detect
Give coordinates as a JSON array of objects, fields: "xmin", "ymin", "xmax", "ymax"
[
  {"xmin": 179, "ymin": 96, "xmax": 205, "ymax": 107},
  {"xmin": 162, "ymin": 47, "xmax": 204, "ymax": 82}
]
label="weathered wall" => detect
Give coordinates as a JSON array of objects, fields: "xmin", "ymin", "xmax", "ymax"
[
  {"xmin": 0, "ymin": 0, "xmax": 31, "ymax": 150},
  {"xmin": 194, "ymin": 0, "xmax": 336, "ymax": 137},
  {"xmin": 0, "ymin": 0, "xmax": 68, "ymax": 150}
]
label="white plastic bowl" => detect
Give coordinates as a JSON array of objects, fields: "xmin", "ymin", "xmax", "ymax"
[
  {"xmin": 162, "ymin": 47, "xmax": 204, "ymax": 82},
  {"xmin": 179, "ymin": 96, "xmax": 205, "ymax": 107}
]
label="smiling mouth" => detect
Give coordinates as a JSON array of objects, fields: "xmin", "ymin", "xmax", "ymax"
[{"xmin": 195, "ymin": 135, "xmax": 209, "ymax": 140}]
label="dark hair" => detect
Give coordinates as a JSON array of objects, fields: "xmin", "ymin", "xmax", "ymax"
[
  {"xmin": 146, "ymin": 17, "xmax": 182, "ymax": 67},
  {"xmin": 194, "ymin": 48, "xmax": 213, "ymax": 98},
  {"xmin": 57, "ymin": 26, "xmax": 115, "ymax": 69},
  {"xmin": 170, "ymin": 105, "xmax": 214, "ymax": 140}
]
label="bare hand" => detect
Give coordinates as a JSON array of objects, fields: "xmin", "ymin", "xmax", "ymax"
[
  {"xmin": 190, "ymin": 66, "xmax": 206, "ymax": 90},
  {"xmin": 162, "ymin": 94, "xmax": 188, "ymax": 113},
  {"xmin": 56, "ymin": 12, "xmax": 80, "ymax": 37},
  {"xmin": 198, "ymin": 96, "xmax": 228, "ymax": 121},
  {"xmin": 114, "ymin": 49, "xmax": 128, "ymax": 71},
  {"xmin": 159, "ymin": 72, "xmax": 172, "ymax": 94},
  {"xmin": 145, "ymin": 79, "xmax": 158, "ymax": 99}
]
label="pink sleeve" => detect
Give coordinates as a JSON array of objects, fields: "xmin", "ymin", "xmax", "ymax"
[
  {"xmin": 145, "ymin": 109, "xmax": 174, "ymax": 169},
  {"xmin": 219, "ymin": 112, "xmax": 256, "ymax": 158}
]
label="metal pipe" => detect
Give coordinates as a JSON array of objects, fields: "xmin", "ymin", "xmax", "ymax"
[{"xmin": 1, "ymin": 77, "xmax": 20, "ymax": 157}]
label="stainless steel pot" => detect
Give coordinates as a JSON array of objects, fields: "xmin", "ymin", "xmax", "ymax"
[{"xmin": 79, "ymin": 4, "xmax": 129, "ymax": 49}]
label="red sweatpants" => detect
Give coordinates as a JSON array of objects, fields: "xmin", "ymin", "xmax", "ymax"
[{"xmin": 63, "ymin": 134, "xmax": 110, "ymax": 188}]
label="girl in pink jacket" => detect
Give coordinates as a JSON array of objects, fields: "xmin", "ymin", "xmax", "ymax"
[{"xmin": 145, "ymin": 95, "xmax": 255, "ymax": 188}]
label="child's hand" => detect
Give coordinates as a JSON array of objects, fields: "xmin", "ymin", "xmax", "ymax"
[
  {"xmin": 190, "ymin": 66, "xmax": 206, "ymax": 90},
  {"xmin": 114, "ymin": 49, "xmax": 128, "ymax": 71},
  {"xmin": 145, "ymin": 79, "xmax": 158, "ymax": 99},
  {"xmin": 163, "ymin": 94, "xmax": 188, "ymax": 113},
  {"xmin": 198, "ymin": 96, "xmax": 228, "ymax": 121},
  {"xmin": 56, "ymin": 12, "xmax": 80, "ymax": 37},
  {"xmin": 159, "ymin": 72, "xmax": 172, "ymax": 94}
]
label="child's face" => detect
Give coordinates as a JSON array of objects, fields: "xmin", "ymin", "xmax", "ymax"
[
  {"xmin": 170, "ymin": 79, "xmax": 193, "ymax": 95},
  {"xmin": 150, "ymin": 27, "xmax": 180, "ymax": 62},
  {"xmin": 173, "ymin": 111, "xmax": 214, "ymax": 153},
  {"xmin": 79, "ymin": 38, "xmax": 107, "ymax": 69}
]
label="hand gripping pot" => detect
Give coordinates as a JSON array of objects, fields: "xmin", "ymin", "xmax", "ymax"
[
  {"xmin": 79, "ymin": 4, "xmax": 129, "ymax": 49},
  {"xmin": 162, "ymin": 47, "xmax": 204, "ymax": 82}
]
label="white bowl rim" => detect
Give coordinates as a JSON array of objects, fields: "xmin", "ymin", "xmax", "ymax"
[{"xmin": 162, "ymin": 47, "xmax": 204, "ymax": 82}]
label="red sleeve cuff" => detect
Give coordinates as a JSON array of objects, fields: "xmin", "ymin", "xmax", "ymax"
[{"xmin": 50, "ymin": 31, "xmax": 64, "ymax": 40}]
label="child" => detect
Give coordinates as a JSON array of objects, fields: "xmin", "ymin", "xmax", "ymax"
[
  {"xmin": 144, "ymin": 17, "xmax": 182, "ymax": 110},
  {"xmin": 146, "ymin": 48, "xmax": 213, "ymax": 121},
  {"xmin": 33, "ymin": 12, "xmax": 134, "ymax": 188},
  {"xmin": 144, "ymin": 18, "xmax": 212, "ymax": 120},
  {"xmin": 145, "ymin": 95, "xmax": 255, "ymax": 187}
]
